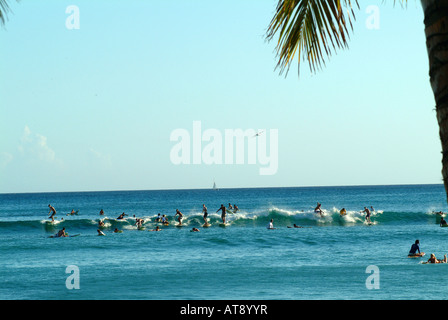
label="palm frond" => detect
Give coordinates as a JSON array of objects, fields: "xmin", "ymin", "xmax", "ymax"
[
  {"xmin": 0, "ymin": 0, "xmax": 18, "ymax": 26},
  {"xmin": 266, "ymin": 0, "xmax": 359, "ymax": 76}
]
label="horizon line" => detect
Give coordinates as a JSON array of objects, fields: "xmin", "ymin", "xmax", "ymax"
[{"xmin": 0, "ymin": 182, "xmax": 444, "ymax": 195}]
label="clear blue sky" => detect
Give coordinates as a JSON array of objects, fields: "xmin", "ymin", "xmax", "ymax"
[{"xmin": 0, "ymin": 0, "xmax": 441, "ymax": 193}]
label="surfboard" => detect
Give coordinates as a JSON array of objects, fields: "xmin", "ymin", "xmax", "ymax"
[
  {"xmin": 176, "ymin": 224, "xmax": 183, "ymax": 227},
  {"xmin": 203, "ymin": 223, "xmax": 211, "ymax": 228},
  {"xmin": 137, "ymin": 227, "xmax": 146, "ymax": 231},
  {"xmin": 46, "ymin": 219, "xmax": 62, "ymax": 224},
  {"xmin": 219, "ymin": 223, "xmax": 228, "ymax": 227},
  {"xmin": 49, "ymin": 233, "xmax": 79, "ymax": 238},
  {"xmin": 408, "ymin": 252, "xmax": 425, "ymax": 258},
  {"xmin": 441, "ymin": 224, "xmax": 448, "ymax": 227}
]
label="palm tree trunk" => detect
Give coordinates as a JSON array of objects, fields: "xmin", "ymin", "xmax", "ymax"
[{"xmin": 421, "ymin": 0, "xmax": 448, "ymax": 200}]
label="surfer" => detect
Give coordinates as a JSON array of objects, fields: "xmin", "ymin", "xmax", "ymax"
[
  {"xmin": 426, "ymin": 253, "xmax": 447, "ymax": 264},
  {"xmin": 175, "ymin": 209, "xmax": 183, "ymax": 225},
  {"xmin": 99, "ymin": 209, "xmax": 104, "ymax": 216},
  {"xmin": 155, "ymin": 213, "xmax": 162, "ymax": 222},
  {"xmin": 48, "ymin": 204, "xmax": 57, "ymax": 222},
  {"xmin": 117, "ymin": 212, "xmax": 127, "ymax": 220},
  {"xmin": 441, "ymin": 217, "xmax": 448, "ymax": 226},
  {"xmin": 202, "ymin": 204, "xmax": 208, "ymax": 224},
  {"xmin": 233, "ymin": 204, "xmax": 239, "ymax": 212},
  {"xmin": 161, "ymin": 214, "xmax": 169, "ymax": 225},
  {"xmin": 135, "ymin": 218, "xmax": 144, "ymax": 229},
  {"xmin": 191, "ymin": 228, "xmax": 200, "ymax": 232},
  {"xmin": 370, "ymin": 206, "xmax": 375, "ymax": 212},
  {"xmin": 67, "ymin": 209, "xmax": 76, "ymax": 216},
  {"xmin": 408, "ymin": 240, "xmax": 421, "ymax": 256},
  {"xmin": 267, "ymin": 219, "xmax": 275, "ymax": 230},
  {"xmin": 363, "ymin": 207, "xmax": 371, "ymax": 224},
  {"xmin": 97, "ymin": 229, "xmax": 105, "ymax": 236},
  {"xmin": 340, "ymin": 208, "xmax": 347, "ymax": 216},
  {"xmin": 113, "ymin": 228, "xmax": 122, "ymax": 233},
  {"xmin": 55, "ymin": 227, "xmax": 67, "ymax": 238},
  {"xmin": 228, "ymin": 203, "xmax": 233, "ymax": 210},
  {"xmin": 150, "ymin": 226, "xmax": 161, "ymax": 232},
  {"xmin": 314, "ymin": 203, "xmax": 323, "ymax": 217},
  {"xmin": 98, "ymin": 220, "xmax": 105, "ymax": 228},
  {"xmin": 216, "ymin": 204, "xmax": 227, "ymax": 224}
]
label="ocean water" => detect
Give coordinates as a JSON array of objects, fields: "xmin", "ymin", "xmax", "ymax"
[{"xmin": 1, "ymin": 184, "xmax": 447, "ymax": 300}]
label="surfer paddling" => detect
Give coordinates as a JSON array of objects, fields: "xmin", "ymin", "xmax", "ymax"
[
  {"xmin": 55, "ymin": 228, "xmax": 67, "ymax": 238},
  {"xmin": 426, "ymin": 253, "xmax": 447, "ymax": 264},
  {"xmin": 117, "ymin": 212, "xmax": 127, "ymax": 220}
]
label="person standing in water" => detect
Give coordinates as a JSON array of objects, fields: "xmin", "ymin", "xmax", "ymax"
[{"xmin": 217, "ymin": 204, "xmax": 227, "ymax": 224}]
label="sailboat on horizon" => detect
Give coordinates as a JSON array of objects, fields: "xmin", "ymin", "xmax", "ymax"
[{"xmin": 213, "ymin": 180, "xmax": 219, "ymax": 191}]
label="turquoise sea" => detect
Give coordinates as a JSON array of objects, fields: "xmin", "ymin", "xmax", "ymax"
[{"xmin": 1, "ymin": 184, "xmax": 447, "ymax": 300}]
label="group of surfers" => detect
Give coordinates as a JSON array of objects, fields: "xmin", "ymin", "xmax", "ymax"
[
  {"xmin": 50, "ymin": 202, "xmax": 378, "ymax": 233},
  {"xmin": 156, "ymin": 203, "xmax": 239, "ymax": 227},
  {"xmin": 48, "ymin": 203, "xmax": 241, "ymax": 237},
  {"xmin": 408, "ymin": 211, "xmax": 448, "ymax": 263},
  {"xmin": 408, "ymin": 239, "xmax": 448, "ymax": 264},
  {"xmin": 315, "ymin": 203, "xmax": 375, "ymax": 224}
]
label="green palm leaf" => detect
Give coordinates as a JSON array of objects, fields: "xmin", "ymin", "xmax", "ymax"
[
  {"xmin": 0, "ymin": 0, "xmax": 18, "ymax": 26},
  {"xmin": 266, "ymin": 0, "xmax": 359, "ymax": 75},
  {"xmin": 266, "ymin": 0, "xmax": 411, "ymax": 76}
]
